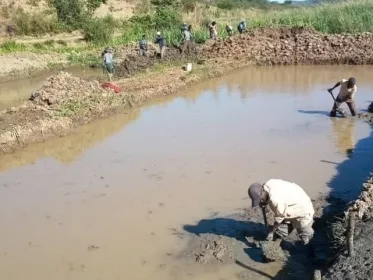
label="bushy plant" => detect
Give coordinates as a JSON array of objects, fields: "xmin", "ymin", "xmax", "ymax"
[
  {"xmin": 11, "ymin": 8, "xmax": 62, "ymax": 35},
  {"xmin": 82, "ymin": 15, "xmax": 116, "ymax": 43},
  {"xmin": 49, "ymin": 0, "xmax": 86, "ymax": 28}
]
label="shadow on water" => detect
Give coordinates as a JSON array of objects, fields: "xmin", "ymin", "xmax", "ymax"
[
  {"xmin": 183, "ymin": 217, "xmax": 266, "ymax": 242},
  {"xmin": 298, "ymin": 109, "xmax": 330, "ymax": 116}
]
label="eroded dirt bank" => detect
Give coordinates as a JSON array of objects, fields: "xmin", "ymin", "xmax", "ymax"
[
  {"xmin": 203, "ymin": 27, "xmax": 373, "ymax": 65},
  {"xmin": 2, "ymin": 27, "xmax": 373, "ymax": 153}
]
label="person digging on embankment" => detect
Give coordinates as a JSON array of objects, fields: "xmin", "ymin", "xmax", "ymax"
[
  {"xmin": 238, "ymin": 19, "xmax": 247, "ymax": 34},
  {"xmin": 180, "ymin": 25, "xmax": 193, "ymax": 56},
  {"xmin": 155, "ymin": 31, "xmax": 165, "ymax": 59},
  {"xmin": 248, "ymin": 179, "xmax": 315, "ymax": 245},
  {"xmin": 101, "ymin": 47, "xmax": 114, "ymax": 82},
  {"xmin": 209, "ymin": 21, "xmax": 217, "ymax": 40},
  {"xmin": 139, "ymin": 35, "xmax": 148, "ymax": 57},
  {"xmin": 328, "ymin": 77, "xmax": 357, "ymax": 117},
  {"xmin": 226, "ymin": 25, "xmax": 233, "ymax": 36}
]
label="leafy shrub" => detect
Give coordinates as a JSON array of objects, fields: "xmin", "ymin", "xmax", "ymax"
[
  {"xmin": 48, "ymin": 0, "xmax": 105, "ymax": 29},
  {"xmin": 82, "ymin": 15, "xmax": 116, "ymax": 43},
  {"xmin": 11, "ymin": 8, "xmax": 62, "ymax": 35},
  {"xmin": 49, "ymin": 0, "xmax": 86, "ymax": 28},
  {"xmin": 154, "ymin": 6, "xmax": 182, "ymax": 30}
]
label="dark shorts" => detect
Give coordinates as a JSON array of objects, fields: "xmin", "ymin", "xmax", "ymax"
[
  {"xmin": 105, "ymin": 62, "xmax": 114, "ymax": 73},
  {"xmin": 330, "ymin": 97, "xmax": 357, "ymax": 117}
]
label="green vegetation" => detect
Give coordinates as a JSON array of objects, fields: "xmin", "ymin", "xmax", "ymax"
[
  {"xmin": 2, "ymin": 0, "xmax": 373, "ymax": 56},
  {"xmin": 249, "ymin": 0, "xmax": 373, "ymax": 33},
  {"xmin": 0, "ymin": 41, "xmax": 26, "ymax": 53},
  {"xmin": 11, "ymin": 8, "xmax": 64, "ymax": 36},
  {"xmin": 82, "ymin": 15, "xmax": 117, "ymax": 43}
]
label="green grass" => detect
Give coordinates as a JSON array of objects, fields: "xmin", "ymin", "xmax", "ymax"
[
  {"xmin": 2, "ymin": 0, "xmax": 373, "ymax": 60},
  {"xmin": 249, "ymin": 0, "xmax": 373, "ymax": 34}
]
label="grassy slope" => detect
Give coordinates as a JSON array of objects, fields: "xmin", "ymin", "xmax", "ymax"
[{"xmin": 1, "ymin": 0, "xmax": 372, "ymax": 60}]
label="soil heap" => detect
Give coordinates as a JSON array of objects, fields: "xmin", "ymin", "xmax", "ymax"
[
  {"xmin": 30, "ymin": 71, "xmax": 106, "ymax": 108},
  {"xmin": 115, "ymin": 45, "xmax": 200, "ymax": 78},
  {"xmin": 203, "ymin": 27, "xmax": 373, "ymax": 65},
  {"xmin": 323, "ymin": 177, "xmax": 373, "ymax": 280}
]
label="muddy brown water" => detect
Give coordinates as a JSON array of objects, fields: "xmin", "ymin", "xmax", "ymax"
[
  {"xmin": 1, "ymin": 65, "xmax": 373, "ymax": 280},
  {"xmin": 0, "ymin": 66, "xmax": 102, "ymax": 111}
]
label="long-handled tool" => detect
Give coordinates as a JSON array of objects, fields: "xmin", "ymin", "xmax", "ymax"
[
  {"xmin": 261, "ymin": 206, "xmax": 269, "ymax": 234},
  {"xmin": 327, "ymin": 88, "xmax": 336, "ymax": 102},
  {"xmin": 328, "ymin": 89, "xmax": 347, "ymax": 117}
]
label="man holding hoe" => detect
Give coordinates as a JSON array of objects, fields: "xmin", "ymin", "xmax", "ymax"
[
  {"xmin": 248, "ymin": 179, "xmax": 315, "ymax": 245},
  {"xmin": 328, "ymin": 77, "xmax": 357, "ymax": 117}
]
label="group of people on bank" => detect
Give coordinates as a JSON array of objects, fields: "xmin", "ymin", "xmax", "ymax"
[{"xmin": 101, "ymin": 19, "xmax": 249, "ymax": 79}]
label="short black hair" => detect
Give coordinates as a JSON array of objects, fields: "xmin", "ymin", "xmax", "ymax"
[{"xmin": 348, "ymin": 77, "xmax": 356, "ymax": 85}]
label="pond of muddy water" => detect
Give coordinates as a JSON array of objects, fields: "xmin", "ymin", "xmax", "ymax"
[
  {"xmin": 0, "ymin": 66, "xmax": 102, "ymax": 111},
  {"xmin": 1, "ymin": 65, "xmax": 373, "ymax": 280}
]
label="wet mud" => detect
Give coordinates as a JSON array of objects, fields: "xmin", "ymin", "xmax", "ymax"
[
  {"xmin": 115, "ymin": 45, "xmax": 200, "ymax": 78},
  {"xmin": 324, "ymin": 177, "xmax": 373, "ymax": 280},
  {"xmin": 179, "ymin": 195, "xmax": 345, "ymax": 280}
]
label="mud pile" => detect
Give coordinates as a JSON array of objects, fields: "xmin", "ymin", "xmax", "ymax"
[
  {"xmin": 203, "ymin": 27, "xmax": 373, "ymax": 65},
  {"xmin": 359, "ymin": 112, "xmax": 373, "ymax": 124},
  {"xmin": 115, "ymin": 45, "xmax": 200, "ymax": 78},
  {"xmin": 29, "ymin": 71, "xmax": 106, "ymax": 107},
  {"xmin": 323, "ymin": 177, "xmax": 373, "ymax": 280},
  {"xmin": 179, "ymin": 195, "xmax": 335, "ymax": 280}
]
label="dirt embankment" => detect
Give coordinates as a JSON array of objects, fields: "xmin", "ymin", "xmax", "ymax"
[
  {"xmin": 203, "ymin": 27, "xmax": 373, "ymax": 65},
  {"xmin": 0, "ymin": 52, "xmax": 68, "ymax": 81},
  {"xmin": 3, "ymin": 27, "xmax": 373, "ymax": 153},
  {"xmin": 323, "ymin": 176, "xmax": 373, "ymax": 280}
]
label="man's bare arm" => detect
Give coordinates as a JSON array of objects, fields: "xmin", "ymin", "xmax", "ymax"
[{"xmin": 328, "ymin": 81, "xmax": 341, "ymax": 92}]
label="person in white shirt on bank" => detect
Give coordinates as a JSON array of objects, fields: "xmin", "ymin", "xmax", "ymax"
[{"xmin": 248, "ymin": 179, "xmax": 315, "ymax": 245}]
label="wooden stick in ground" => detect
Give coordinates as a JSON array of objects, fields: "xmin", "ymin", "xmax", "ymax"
[{"xmin": 347, "ymin": 211, "xmax": 356, "ymax": 257}]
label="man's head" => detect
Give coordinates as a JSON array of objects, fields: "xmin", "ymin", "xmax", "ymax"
[
  {"xmin": 212, "ymin": 21, "xmax": 216, "ymax": 26},
  {"xmin": 248, "ymin": 182, "xmax": 268, "ymax": 207},
  {"xmin": 241, "ymin": 19, "xmax": 245, "ymax": 23},
  {"xmin": 156, "ymin": 31, "xmax": 161, "ymax": 36},
  {"xmin": 347, "ymin": 77, "xmax": 356, "ymax": 89}
]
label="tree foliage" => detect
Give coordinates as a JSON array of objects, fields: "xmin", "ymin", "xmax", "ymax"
[{"xmin": 48, "ymin": 0, "xmax": 106, "ymax": 28}]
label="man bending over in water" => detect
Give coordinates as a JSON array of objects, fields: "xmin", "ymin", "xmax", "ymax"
[
  {"xmin": 248, "ymin": 179, "xmax": 315, "ymax": 245},
  {"xmin": 328, "ymin": 77, "xmax": 357, "ymax": 117}
]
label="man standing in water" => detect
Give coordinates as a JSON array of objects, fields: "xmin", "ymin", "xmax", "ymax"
[
  {"xmin": 102, "ymin": 47, "xmax": 114, "ymax": 81},
  {"xmin": 328, "ymin": 77, "xmax": 357, "ymax": 117},
  {"xmin": 248, "ymin": 179, "xmax": 315, "ymax": 245}
]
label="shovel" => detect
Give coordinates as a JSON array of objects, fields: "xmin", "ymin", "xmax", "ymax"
[
  {"xmin": 328, "ymin": 89, "xmax": 347, "ymax": 117},
  {"xmin": 261, "ymin": 206, "xmax": 269, "ymax": 234}
]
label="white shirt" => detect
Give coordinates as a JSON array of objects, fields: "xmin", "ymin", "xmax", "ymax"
[
  {"xmin": 263, "ymin": 179, "xmax": 314, "ymax": 224},
  {"xmin": 337, "ymin": 79, "xmax": 357, "ymax": 101}
]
